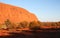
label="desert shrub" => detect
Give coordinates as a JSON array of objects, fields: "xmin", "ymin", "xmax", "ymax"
[
  {"xmin": 55, "ymin": 22, "xmax": 60, "ymax": 28},
  {"xmin": 29, "ymin": 21, "xmax": 40, "ymax": 31},
  {"xmin": 18, "ymin": 21, "xmax": 28, "ymax": 28},
  {"xmin": 5, "ymin": 19, "xmax": 11, "ymax": 26}
]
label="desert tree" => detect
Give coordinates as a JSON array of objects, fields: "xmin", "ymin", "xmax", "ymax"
[
  {"xmin": 4, "ymin": 19, "xmax": 15, "ymax": 30},
  {"xmin": 5, "ymin": 19, "xmax": 11, "ymax": 29}
]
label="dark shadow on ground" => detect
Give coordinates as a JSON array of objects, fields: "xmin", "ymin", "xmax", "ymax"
[{"xmin": 0, "ymin": 29, "xmax": 60, "ymax": 38}]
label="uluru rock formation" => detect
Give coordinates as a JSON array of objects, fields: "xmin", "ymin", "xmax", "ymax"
[{"xmin": 0, "ymin": 3, "xmax": 38, "ymax": 24}]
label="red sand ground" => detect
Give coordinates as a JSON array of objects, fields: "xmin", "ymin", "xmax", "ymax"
[
  {"xmin": 0, "ymin": 28, "xmax": 29, "ymax": 36},
  {"xmin": 0, "ymin": 30, "xmax": 9, "ymax": 36}
]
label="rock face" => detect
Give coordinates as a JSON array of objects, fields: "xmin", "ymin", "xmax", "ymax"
[{"xmin": 0, "ymin": 3, "xmax": 38, "ymax": 24}]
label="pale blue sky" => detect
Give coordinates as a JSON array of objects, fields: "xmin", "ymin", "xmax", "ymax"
[{"xmin": 0, "ymin": 0, "xmax": 60, "ymax": 22}]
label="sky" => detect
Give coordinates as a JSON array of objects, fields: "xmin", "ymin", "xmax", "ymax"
[{"xmin": 0, "ymin": 0, "xmax": 60, "ymax": 22}]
